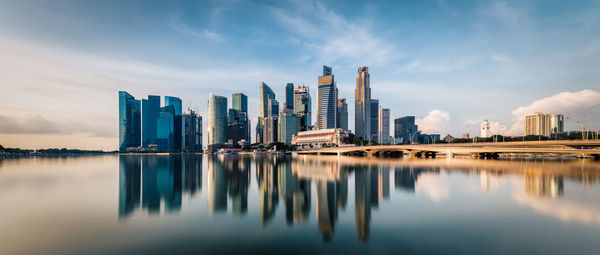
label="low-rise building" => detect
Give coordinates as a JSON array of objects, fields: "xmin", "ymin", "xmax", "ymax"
[{"xmin": 292, "ymin": 128, "xmax": 348, "ymax": 147}]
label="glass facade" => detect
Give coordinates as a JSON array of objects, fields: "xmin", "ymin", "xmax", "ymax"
[
  {"xmin": 355, "ymin": 66, "xmax": 371, "ymax": 140},
  {"xmin": 370, "ymin": 99, "xmax": 379, "ymax": 142},
  {"xmin": 394, "ymin": 116, "xmax": 418, "ymax": 144},
  {"xmin": 119, "ymin": 91, "xmax": 141, "ymax": 152},
  {"xmin": 278, "ymin": 112, "xmax": 301, "ymax": 144},
  {"xmin": 285, "ymin": 83, "xmax": 294, "ymax": 110},
  {"xmin": 336, "ymin": 98, "xmax": 348, "ymax": 131},
  {"xmin": 317, "ymin": 66, "xmax": 336, "ymax": 130},
  {"xmin": 232, "ymin": 93, "xmax": 247, "ymax": 113},
  {"xmin": 184, "ymin": 111, "xmax": 202, "ymax": 152},
  {"xmin": 156, "ymin": 105, "xmax": 175, "ymax": 151},
  {"xmin": 165, "ymin": 96, "xmax": 184, "ymax": 152},
  {"xmin": 208, "ymin": 93, "xmax": 228, "ymax": 145},
  {"xmin": 293, "ymin": 85, "xmax": 311, "ymax": 131},
  {"xmin": 142, "ymin": 95, "xmax": 160, "ymax": 147}
]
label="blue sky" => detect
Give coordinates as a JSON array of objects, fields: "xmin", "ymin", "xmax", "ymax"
[{"xmin": 0, "ymin": 0, "xmax": 599, "ymax": 149}]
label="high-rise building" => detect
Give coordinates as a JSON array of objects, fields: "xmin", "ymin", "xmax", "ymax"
[
  {"xmin": 264, "ymin": 116, "xmax": 278, "ymax": 144},
  {"xmin": 550, "ymin": 114, "xmax": 564, "ymax": 134},
  {"xmin": 258, "ymin": 82, "xmax": 276, "ymax": 144},
  {"xmin": 355, "ymin": 67, "xmax": 371, "ymax": 140},
  {"xmin": 285, "ymin": 83, "xmax": 294, "ymax": 111},
  {"xmin": 336, "ymin": 98, "xmax": 348, "ymax": 131},
  {"xmin": 228, "ymin": 108, "xmax": 249, "ymax": 146},
  {"xmin": 232, "ymin": 93, "xmax": 248, "ymax": 113},
  {"xmin": 165, "ymin": 96, "xmax": 184, "ymax": 151},
  {"xmin": 118, "ymin": 91, "xmax": 141, "ymax": 152},
  {"xmin": 184, "ymin": 110, "xmax": 202, "ymax": 151},
  {"xmin": 268, "ymin": 99, "xmax": 279, "ymax": 117},
  {"xmin": 378, "ymin": 107, "xmax": 390, "ymax": 144},
  {"xmin": 293, "ymin": 85, "xmax": 312, "ymax": 131},
  {"xmin": 481, "ymin": 119, "xmax": 491, "ymax": 138},
  {"xmin": 370, "ymin": 99, "xmax": 379, "ymax": 142},
  {"xmin": 208, "ymin": 93, "xmax": 228, "ymax": 145},
  {"xmin": 317, "ymin": 65, "xmax": 336, "ymax": 129},
  {"xmin": 525, "ymin": 112, "xmax": 553, "ymax": 136},
  {"xmin": 394, "ymin": 116, "xmax": 418, "ymax": 144},
  {"xmin": 278, "ymin": 112, "xmax": 301, "ymax": 144},
  {"xmin": 142, "ymin": 95, "xmax": 160, "ymax": 147},
  {"xmin": 156, "ymin": 105, "xmax": 175, "ymax": 151}
]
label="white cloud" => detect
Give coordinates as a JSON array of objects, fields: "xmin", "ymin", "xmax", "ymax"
[
  {"xmin": 416, "ymin": 109, "xmax": 450, "ymax": 134},
  {"xmin": 169, "ymin": 13, "xmax": 225, "ymax": 42},
  {"xmin": 271, "ymin": 1, "xmax": 397, "ymax": 67},
  {"xmin": 507, "ymin": 90, "xmax": 600, "ymax": 135},
  {"xmin": 514, "ymin": 192, "xmax": 600, "ymax": 225}
]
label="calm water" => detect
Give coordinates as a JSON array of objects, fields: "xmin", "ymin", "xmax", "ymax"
[{"xmin": 1, "ymin": 155, "xmax": 600, "ymax": 254}]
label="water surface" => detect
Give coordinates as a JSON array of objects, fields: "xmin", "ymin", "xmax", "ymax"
[{"xmin": 1, "ymin": 155, "xmax": 600, "ymax": 254}]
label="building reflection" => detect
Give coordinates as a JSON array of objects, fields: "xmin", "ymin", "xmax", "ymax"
[
  {"xmin": 393, "ymin": 166, "xmax": 438, "ymax": 193},
  {"xmin": 118, "ymin": 155, "xmax": 202, "ymax": 218},
  {"xmin": 524, "ymin": 173, "xmax": 564, "ymax": 198},
  {"xmin": 256, "ymin": 156, "xmax": 279, "ymax": 226},
  {"xmin": 226, "ymin": 156, "xmax": 251, "ymax": 216},
  {"xmin": 278, "ymin": 159, "xmax": 311, "ymax": 224}
]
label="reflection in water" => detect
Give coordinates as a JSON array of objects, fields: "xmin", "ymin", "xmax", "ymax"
[
  {"xmin": 115, "ymin": 155, "xmax": 600, "ymax": 245},
  {"xmin": 119, "ymin": 155, "xmax": 202, "ymax": 218}
]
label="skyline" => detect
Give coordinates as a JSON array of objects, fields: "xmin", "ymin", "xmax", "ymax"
[{"xmin": 1, "ymin": 0, "xmax": 600, "ymax": 150}]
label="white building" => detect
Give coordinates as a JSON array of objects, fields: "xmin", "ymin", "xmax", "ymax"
[
  {"xmin": 292, "ymin": 128, "xmax": 348, "ymax": 147},
  {"xmin": 480, "ymin": 119, "xmax": 491, "ymax": 138},
  {"xmin": 378, "ymin": 107, "xmax": 390, "ymax": 144}
]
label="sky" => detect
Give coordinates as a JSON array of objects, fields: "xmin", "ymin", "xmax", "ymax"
[{"xmin": 0, "ymin": 0, "xmax": 599, "ymax": 150}]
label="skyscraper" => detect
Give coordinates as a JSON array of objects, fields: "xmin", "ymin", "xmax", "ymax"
[
  {"xmin": 550, "ymin": 114, "xmax": 564, "ymax": 134},
  {"xmin": 263, "ymin": 99, "xmax": 279, "ymax": 144},
  {"xmin": 142, "ymin": 95, "xmax": 160, "ymax": 147},
  {"xmin": 285, "ymin": 83, "xmax": 294, "ymax": 111},
  {"xmin": 355, "ymin": 67, "xmax": 371, "ymax": 141},
  {"xmin": 336, "ymin": 98, "xmax": 348, "ymax": 131},
  {"xmin": 394, "ymin": 116, "xmax": 418, "ymax": 144},
  {"xmin": 278, "ymin": 111, "xmax": 301, "ymax": 144},
  {"xmin": 156, "ymin": 105, "xmax": 175, "ymax": 151},
  {"xmin": 378, "ymin": 107, "xmax": 390, "ymax": 144},
  {"xmin": 293, "ymin": 85, "xmax": 312, "ymax": 131},
  {"xmin": 118, "ymin": 91, "xmax": 141, "ymax": 152},
  {"xmin": 258, "ymin": 82, "xmax": 276, "ymax": 144},
  {"xmin": 370, "ymin": 99, "xmax": 379, "ymax": 142},
  {"xmin": 208, "ymin": 93, "xmax": 228, "ymax": 145},
  {"xmin": 165, "ymin": 96, "xmax": 184, "ymax": 151},
  {"xmin": 317, "ymin": 65, "xmax": 336, "ymax": 130},
  {"xmin": 184, "ymin": 110, "xmax": 202, "ymax": 152},
  {"xmin": 232, "ymin": 93, "xmax": 248, "ymax": 113}
]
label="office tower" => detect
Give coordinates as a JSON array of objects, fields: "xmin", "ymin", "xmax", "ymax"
[
  {"xmin": 524, "ymin": 112, "xmax": 554, "ymax": 136},
  {"xmin": 264, "ymin": 116, "xmax": 278, "ymax": 144},
  {"xmin": 370, "ymin": 99, "xmax": 379, "ymax": 142},
  {"xmin": 208, "ymin": 93, "xmax": 228, "ymax": 145},
  {"xmin": 184, "ymin": 110, "xmax": 202, "ymax": 152},
  {"xmin": 142, "ymin": 95, "xmax": 160, "ymax": 147},
  {"xmin": 156, "ymin": 105, "xmax": 175, "ymax": 151},
  {"xmin": 268, "ymin": 99, "xmax": 279, "ymax": 117},
  {"xmin": 336, "ymin": 98, "xmax": 348, "ymax": 131},
  {"xmin": 394, "ymin": 116, "xmax": 418, "ymax": 144},
  {"xmin": 285, "ymin": 83, "xmax": 294, "ymax": 111},
  {"xmin": 550, "ymin": 114, "xmax": 564, "ymax": 134},
  {"xmin": 378, "ymin": 107, "xmax": 390, "ymax": 144},
  {"xmin": 317, "ymin": 65, "xmax": 337, "ymax": 129},
  {"xmin": 278, "ymin": 112, "xmax": 301, "ymax": 144},
  {"xmin": 232, "ymin": 93, "xmax": 248, "ymax": 113},
  {"xmin": 258, "ymin": 82, "xmax": 276, "ymax": 144},
  {"xmin": 355, "ymin": 67, "xmax": 371, "ymax": 141},
  {"xmin": 118, "ymin": 91, "xmax": 141, "ymax": 152},
  {"xmin": 481, "ymin": 120, "xmax": 491, "ymax": 138},
  {"xmin": 165, "ymin": 96, "xmax": 184, "ymax": 151},
  {"xmin": 293, "ymin": 85, "xmax": 312, "ymax": 131},
  {"xmin": 227, "ymin": 108, "xmax": 249, "ymax": 146}
]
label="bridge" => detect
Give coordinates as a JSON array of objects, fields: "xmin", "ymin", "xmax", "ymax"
[{"xmin": 295, "ymin": 140, "xmax": 600, "ymax": 160}]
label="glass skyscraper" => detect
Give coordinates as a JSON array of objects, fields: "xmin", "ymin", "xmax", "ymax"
[
  {"xmin": 142, "ymin": 95, "xmax": 160, "ymax": 147},
  {"xmin": 378, "ymin": 107, "xmax": 390, "ymax": 144},
  {"xmin": 278, "ymin": 112, "xmax": 300, "ymax": 144},
  {"xmin": 394, "ymin": 116, "xmax": 418, "ymax": 144},
  {"xmin": 165, "ymin": 96, "xmax": 184, "ymax": 152},
  {"xmin": 370, "ymin": 99, "xmax": 379, "ymax": 142},
  {"xmin": 119, "ymin": 91, "xmax": 141, "ymax": 152},
  {"xmin": 156, "ymin": 105, "xmax": 175, "ymax": 151},
  {"xmin": 232, "ymin": 93, "xmax": 248, "ymax": 113},
  {"xmin": 208, "ymin": 93, "xmax": 228, "ymax": 145},
  {"xmin": 336, "ymin": 98, "xmax": 348, "ymax": 131},
  {"xmin": 258, "ymin": 82, "xmax": 275, "ymax": 144},
  {"xmin": 317, "ymin": 65, "xmax": 336, "ymax": 130},
  {"xmin": 285, "ymin": 83, "xmax": 294, "ymax": 110},
  {"xmin": 293, "ymin": 85, "xmax": 312, "ymax": 131}
]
